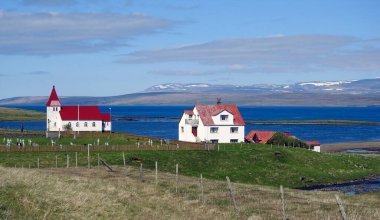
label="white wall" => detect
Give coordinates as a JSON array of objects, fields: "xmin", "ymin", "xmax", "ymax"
[
  {"xmin": 47, "ymin": 106, "xmax": 62, "ymax": 131},
  {"xmin": 61, "ymin": 120, "xmax": 103, "ymax": 132},
  {"xmin": 204, "ymin": 125, "xmax": 244, "ymax": 143},
  {"xmin": 178, "ymin": 112, "xmax": 197, "ymax": 142},
  {"xmin": 313, "ymin": 146, "xmax": 321, "ymax": 152}
]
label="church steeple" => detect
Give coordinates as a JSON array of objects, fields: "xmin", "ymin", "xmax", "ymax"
[{"xmin": 46, "ymin": 85, "xmax": 61, "ymax": 106}]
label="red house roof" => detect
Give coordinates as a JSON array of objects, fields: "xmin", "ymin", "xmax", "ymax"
[
  {"xmin": 305, "ymin": 141, "xmax": 321, "ymax": 146},
  {"xmin": 46, "ymin": 86, "xmax": 61, "ymax": 106},
  {"xmin": 59, "ymin": 106, "xmax": 103, "ymax": 121},
  {"xmin": 194, "ymin": 104, "xmax": 245, "ymax": 126},
  {"xmin": 184, "ymin": 110, "xmax": 194, "ymax": 115},
  {"xmin": 101, "ymin": 113, "xmax": 111, "ymax": 122},
  {"xmin": 245, "ymin": 130, "xmax": 277, "ymax": 144}
]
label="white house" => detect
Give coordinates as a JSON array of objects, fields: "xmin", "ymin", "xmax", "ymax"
[
  {"xmin": 46, "ymin": 86, "xmax": 111, "ymax": 132},
  {"xmin": 305, "ymin": 141, "xmax": 321, "ymax": 152},
  {"xmin": 179, "ymin": 104, "xmax": 245, "ymax": 143}
]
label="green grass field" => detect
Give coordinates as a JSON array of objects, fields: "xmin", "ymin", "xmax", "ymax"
[
  {"xmin": 1, "ymin": 143, "xmax": 379, "ymax": 188},
  {"xmin": 1, "ymin": 166, "xmax": 379, "ymax": 219},
  {"xmin": 0, "ymin": 107, "xmax": 45, "ymax": 121}
]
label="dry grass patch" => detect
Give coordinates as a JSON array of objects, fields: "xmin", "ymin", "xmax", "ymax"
[{"xmin": 0, "ymin": 166, "xmax": 379, "ymax": 219}]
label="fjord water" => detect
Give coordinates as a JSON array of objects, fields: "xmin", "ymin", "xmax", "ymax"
[{"xmin": 1, "ymin": 106, "xmax": 380, "ymax": 144}]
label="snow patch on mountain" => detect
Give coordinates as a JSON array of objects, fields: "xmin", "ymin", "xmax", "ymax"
[{"xmin": 299, "ymin": 81, "xmax": 353, "ymax": 87}]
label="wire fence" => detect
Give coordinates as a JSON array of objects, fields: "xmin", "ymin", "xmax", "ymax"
[{"xmin": 7, "ymin": 153, "xmax": 380, "ymax": 220}]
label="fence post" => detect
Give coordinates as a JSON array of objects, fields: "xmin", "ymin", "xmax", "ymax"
[
  {"xmin": 97, "ymin": 153, "xmax": 100, "ymax": 169},
  {"xmin": 176, "ymin": 164, "xmax": 179, "ymax": 193},
  {"xmin": 140, "ymin": 163, "xmax": 144, "ymax": 182},
  {"xmin": 29, "ymin": 163, "xmax": 31, "ymax": 169},
  {"xmin": 218, "ymin": 144, "xmax": 220, "ymax": 151},
  {"xmin": 37, "ymin": 158, "xmax": 40, "ymax": 169},
  {"xmin": 87, "ymin": 144, "xmax": 90, "ymax": 168},
  {"xmin": 200, "ymin": 174, "xmax": 205, "ymax": 205},
  {"xmin": 280, "ymin": 185, "xmax": 287, "ymax": 220},
  {"xmin": 123, "ymin": 152, "xmax": 126, "ymax": 168},
  {"xmin": 55, "ymin": 155, "xmax": 58, "ymax": 168},
  {"xmin": 155, "ymin": 161, "xmax": 158, "ymax": 185},
  {"xmin": 335, "ymin": 194, "xmax": 348, "ymax": 220},
  {"xmin": 66, "ymin": 154, "xmax": 70, "ymax": 168},
  {"xmin": 75, "ymin": 152, "xmax": 78, "ymax": 168},
  {"xmin": 226, "ymin": 176, "xmax": 238, "ymax": 212}
]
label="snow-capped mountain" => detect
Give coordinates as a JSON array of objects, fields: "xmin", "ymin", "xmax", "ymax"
[
  {"xmin": 1, "ymin": 78, "xmax": 379, "ymax": 106},
  {"xmin": 145, "ymin": 78, "xmax": 380, "ymax": 95}
]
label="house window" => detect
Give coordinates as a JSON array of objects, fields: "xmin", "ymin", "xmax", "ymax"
[
  {"xmin": 68, "ymin": 122, "xmax": 71, "ymax": 127},
  {"xmin": 230, "ymin": 139, "xmax": 238, "ymax": 143},
  {"xmin": 76, "ymin": 122, "xmax": 79, "ymax": 127},
  {"xmin": 181, "ymin": 126, "xmax": 184, "ymax": 133},
  {"xmin": 84, "ymin": 122, "xmax": 88, "ymax": 127},
  {"xmin": 189, "ymin": 115, "xmax": 193, "ymax": 119},
  {"xmin": 54, "ymin": 122, "xmax": 56, "ymax": 127},
  {"xmin": 221, "ymin": 115, "xmax": 228, "ymax": 121},
  {"xmin": 92, "ymin": 122, "xmax": 96, "ymax": 127},
  {"xmin": 230, "ymin": 127, "xmax": 238, "ymax": 133},
  {"xmin": 211, "ymin": 139, "xmax": 219, "ymax": 143},
  {"xmin": 210, "ymin": 127, "xmax": 218, "ymax": 133}
]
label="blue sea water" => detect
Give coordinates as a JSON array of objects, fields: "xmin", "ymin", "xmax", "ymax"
[{"xmin": 1, "ymin": 106, "xmax": 379, "ymax": 144}]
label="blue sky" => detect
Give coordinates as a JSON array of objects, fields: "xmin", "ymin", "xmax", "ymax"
[{"xmin": 0, "ymin": 0, "xmax": 379, "ymax": 99}]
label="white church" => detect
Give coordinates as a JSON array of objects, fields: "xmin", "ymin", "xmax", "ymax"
[
  {"xmin": 46, "ymin": 86, "xmax": 111, "ymax": 132},
  {"xmin": 179, "ymin": 104, "xmax": 245, "ymax": 143}
]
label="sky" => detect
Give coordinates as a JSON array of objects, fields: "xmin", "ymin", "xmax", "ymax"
[{"xmin": 0, "ymin": 0, "xmax": 379, "ymax": 99}]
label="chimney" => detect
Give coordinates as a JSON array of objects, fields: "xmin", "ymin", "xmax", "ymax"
[{"xmin": 217, "ymin": 98, "xmax": 222, "ymax": 104}]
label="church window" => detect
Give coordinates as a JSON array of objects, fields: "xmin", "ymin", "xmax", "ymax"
[
  {"xmin": 92, "ymin": 122, "xmax": 96, "ymax": 127},
  {"xmin": 76, "ymin": 122, "xmax": 79, "ymax": 127},
  {"xmin": 84, "ymin": 122, "xmax": 88, "ymax": 127}
]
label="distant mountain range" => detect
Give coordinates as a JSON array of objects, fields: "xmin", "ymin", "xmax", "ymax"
[
  {"xmin": 145, "ymin": 78, "xmax": 380, "ymax": 95},
  {"xmin": 1, "ymin": 78, "xmax": 379, "ymax": 106}
]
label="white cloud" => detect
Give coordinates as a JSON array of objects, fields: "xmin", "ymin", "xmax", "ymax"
[
  {"xmin": 120, "ymin": 35, "xmax": 380, "ymax": 74},
  {"xmin": 0, "ymin": 11, "xmax": 174, "ymax": 55}
]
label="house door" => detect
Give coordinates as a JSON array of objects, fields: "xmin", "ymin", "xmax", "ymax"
[{"xmin": 192, "ymin": 127, "xmax": 197, "ymax": 137}]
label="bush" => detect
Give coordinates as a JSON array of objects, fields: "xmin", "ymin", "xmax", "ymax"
[{"xmin": 63, "ymin": 123, "xmax": 72, "ymax": 132}]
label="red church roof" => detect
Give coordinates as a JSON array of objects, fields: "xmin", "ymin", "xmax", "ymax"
[
  {"xmin": 46, "ymin": 86, "xmax": 61, "ymax": 106},
  {"xmin": 245, "ymin": 130, "xmax": 277, "ymax": 144},
  {"xmin": 194, "ymin": 104, "xmax": 245, "ymax": 126},
  {"xmin": 101, "ymin": 113, "xmax": 111, "ymax": 122},
  {"xmin": 59, "ymin": 106, "xmax": 103, "ymax": 121}
]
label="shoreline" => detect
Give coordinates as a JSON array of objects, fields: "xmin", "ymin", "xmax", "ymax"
[
  {"xmin": 298, "ymin": 174, "xmax": 380, "ymax": 194},
  {"xmin": 246, "ymin": 120, "xmax": 380, "ymax": 125},
  {"xmin": 321, "ymin": 141, "xmax": 380, "ymax": 152}
]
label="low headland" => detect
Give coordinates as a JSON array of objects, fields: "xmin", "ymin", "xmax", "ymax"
[{"xmin": 0, "ymin": 107, "xmax": 45, "ymax": 121}]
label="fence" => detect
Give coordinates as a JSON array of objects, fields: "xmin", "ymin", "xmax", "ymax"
[
  {"xmin": 0, "ymin": 141, "xmax": 215, "ymax": 152},
  {"xmin": 7, "ymin": 155, "xmax": 377, "ymax": 220}
]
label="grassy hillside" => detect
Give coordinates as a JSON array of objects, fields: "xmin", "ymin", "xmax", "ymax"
[
  {"xmin": 0, "ymin": 166, "xmax": 379, "ymax": 219},
  {"xmin": 1, "ymin": 144, "xmax": 379, "ymax": 188},
  {"xmin": 0, "ymin": 107, "xmax": 44, "ymax": 121}
]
